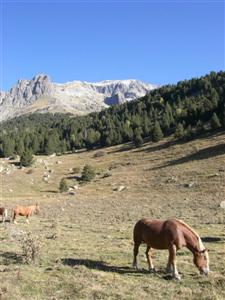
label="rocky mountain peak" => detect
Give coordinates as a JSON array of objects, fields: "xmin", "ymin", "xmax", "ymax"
[{"xmin": 0, "ymin": 74, "xmax": 156, "ymax": 122}]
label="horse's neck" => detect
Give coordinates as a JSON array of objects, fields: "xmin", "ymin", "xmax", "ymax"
[
  {"xmin": 182, "ymin": 226, "xmax": 200, "ymax": 253},
  {"xmin": 29, "ymin": 206, "xmax": 35, "ymax": 212}
]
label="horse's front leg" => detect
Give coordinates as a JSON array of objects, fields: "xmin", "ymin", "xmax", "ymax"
[
  {"xmin": 26, "ymin": 215, "xmax": 30, "ymax": 224},
  {"xmin": 146, "ymin": 246, "xmax": 156, "ymax": 272},
  {"xmin": 13, "ymin": 213, "xmax": 17, "ymax": 224},
  {"xmin": 168, "ymin": 244, "xmax": 181, "ymax": 280}
]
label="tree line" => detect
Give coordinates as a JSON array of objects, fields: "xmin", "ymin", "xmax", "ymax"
[{"xmin": 0, "ymin": 71, "xmax": 224, "ymax": 158}]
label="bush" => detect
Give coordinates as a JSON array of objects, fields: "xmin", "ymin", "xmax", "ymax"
[
  {"xmin": 20, "ymin": 150, "xmax": 34, "ymax": 167},
  {"xmin": 20, "ymin": 232, "xmax": 41, "ymax": 264},
  {"xmin": 81, "ymin": 164, "xmax": 95, "ymax": 182},
  {"xmin": 174, "ymin": 123, "xmax": 185, "ymax": 139},
  {"xmin": 72, "ymin": 167, "xmax": 80, "ymax": 174},
  {"xmin": 59, "ymin": 178, "xmax": 68, "ymax": 192},
  {"xmin": 93, "ymin": 151, "xmax": 105, "ymax": 158}
]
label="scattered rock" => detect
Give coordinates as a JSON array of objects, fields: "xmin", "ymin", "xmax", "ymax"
[
  {"xmin": 43, "ymin": 177, "xmax": 49, "ymax": 183},
  {"xmin": 0, "ymin": 287, "xmax": 7, "ymax": 296},
  {"xmin": 166, "ymin": 176, "xmax": 177, "ymax": 183},
  {"xmin": 208, "ymin": 173, "xmax": 219, "ymax": 178},
  {"xmin": 183, "ymin": 182, "xmax": 195, "ymax": 188},
  {"xmin": 220, "ymin": 201, "xmax": 225, "ymax": 209},
  {"xmin": 68, "ymin": 191, "xmax": 76, "ymax": 196},
  {"xmin": 113, "ymin": 185, "xmax": 126, "ymax": 192}
]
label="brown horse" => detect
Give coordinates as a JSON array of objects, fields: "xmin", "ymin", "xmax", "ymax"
[
  {"xmin": 132, "ymin": 218, "xmax": 209, "ymax": 280},
  {"xmin": 12, "ymin": 204, "xmax": 40, "ymax": 224},
  {"xmin": 0, "ymin": 207, "xmax": 8, "ymax": 223}
]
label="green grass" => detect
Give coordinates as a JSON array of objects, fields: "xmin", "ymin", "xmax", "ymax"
[{"xmin": 0, "ymin": 132, "xmax": 225, "ymax": 299}]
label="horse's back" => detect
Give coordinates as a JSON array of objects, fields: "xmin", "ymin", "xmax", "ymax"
[
  {"xmin": 133, "ymin": 218, "xmax": 185, "ymax": 249},
  {"xmin": 14, "ymin": 205, "xmax": 27, "ymax": 215},
  {"xmin": 133, "ymin": 218, "xmax": 166, "ymax": 247}
]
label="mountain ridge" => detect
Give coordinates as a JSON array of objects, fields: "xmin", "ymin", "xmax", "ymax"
[{"xmin": 0, "ymin": 74, "xmax": 156, "ymax": 122}]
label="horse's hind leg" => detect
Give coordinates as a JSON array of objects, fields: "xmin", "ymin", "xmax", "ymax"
[
  {"xmin": 132, "ymin": 241, "xmax": 141, "ymax": 269},
  {"xmin": 146, "ymin": 246, "xmax": 156, "ymax": 272},
  {"xmin": 13, "ymin": 213, "xmax": 17, "ymax": 224}
]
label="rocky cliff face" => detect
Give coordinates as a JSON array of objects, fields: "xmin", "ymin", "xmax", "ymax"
[{"xmin": 0, "ymin": 74, "xmax": 156, "ymax": 122}]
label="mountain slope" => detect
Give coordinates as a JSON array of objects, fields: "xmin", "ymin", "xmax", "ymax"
[{"xmin": 0, "ymin": 74, "xmax": 156, "ymax": 122}]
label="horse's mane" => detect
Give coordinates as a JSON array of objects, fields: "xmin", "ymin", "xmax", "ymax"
[{"xmin": 175, "ymin": 219, "xmax": 205, "ymax": 251}]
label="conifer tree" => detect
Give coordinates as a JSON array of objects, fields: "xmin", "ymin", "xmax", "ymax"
[
  {"xmin": 152, "ymin": 121, "xmax": 163, "ymax": 142},
  {"xmin": 210, "ymin": 112, "xmax": 221, "ymax": 130},
  {"xmin": 20, "ymin": 150, "xmax": 34, "ymax": 167}
]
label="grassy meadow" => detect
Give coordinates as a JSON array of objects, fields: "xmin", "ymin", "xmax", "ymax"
[{"xmin": 0, "ymin": 132, "xmax": 225, "ymax": 299}]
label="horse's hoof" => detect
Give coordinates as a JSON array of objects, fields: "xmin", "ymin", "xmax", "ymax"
[
  {"xmin": 166, "ymin": 267, "xmax": 173, "ymax": 274},
  {"xmin": 174, "ymin": 274, "xmax": 181, "ymax": 281},
  {"xmin": 149, "ymin": 267, "xmax": 156, "ymax": 273}
]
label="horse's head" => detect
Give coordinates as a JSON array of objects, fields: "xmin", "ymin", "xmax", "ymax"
[{"xmin": 193, "ymin": 249, "xmax": 209, "ymax": 275}]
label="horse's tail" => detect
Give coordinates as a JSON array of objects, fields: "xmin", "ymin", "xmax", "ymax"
[
  {"xmin": 4, "ymin": 208, "xmax": 8, "ymax": 218},
  {"xmin": 133, "ymin": 219, "xmax": 145, "ymax": 244}
]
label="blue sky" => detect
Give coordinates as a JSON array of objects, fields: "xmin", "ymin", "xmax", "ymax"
[{"xmin": 1, "ymin": 0, "xmax": 224, "ymax": 91}]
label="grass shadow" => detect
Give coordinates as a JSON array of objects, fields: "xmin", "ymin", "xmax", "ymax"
[
  {"xmin": 107, "ymin": 143, "xmax": 135, "ymax": 154},
  {"xmin": 0, "ymin": 251, "xmax": 23, "ymax": 265},
  {"xmin": 41, "ymin": 190, "xmax": 58, "ymax": 193},
  {"xmin": 137, "ymin": 131, "xmax": 225, "ymax": 155},
  {"xmin": 61, "ymin": 258, "xmax": 151, "ymax": 275},
  {"xmin": 202, "ymin": 236, "xmax": 225, "ymax": 243},
  {"xmin": 151, "ymin": 143, "xmax": 225, "ymax": 170},
  {"xmin": 0, "ymin": 219, "xmax": 11, "ymax": 224}
]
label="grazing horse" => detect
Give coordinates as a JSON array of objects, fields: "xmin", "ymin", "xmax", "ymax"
[
  {"xmin": 0, "ymin": 207, "xmax": 8, "ymax": 223},
  {"xmin": 12, "ymin": 204, "xmax": 40, "ymax": 224},
  {"xmin": 132, "ymin": 218, "xmax": 209, "ymax": 280}
]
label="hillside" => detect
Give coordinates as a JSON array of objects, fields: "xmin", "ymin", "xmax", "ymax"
[
  {"xmin": 0, "ymin": 71, "xmax": 224, "ymax": 158},
  {"xmin": 0, "ymin": 75, "xmax": 155, "ymax": 122},
  {"xmin": 0, "ymin": 132, "xmax": 225, "ymax": 299}
]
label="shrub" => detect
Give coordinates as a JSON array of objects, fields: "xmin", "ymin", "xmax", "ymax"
[
  {"xmin": 81, "ymin": 164, "xmax": 95, "ymax": 182},
  {"xmin": 20, "ymin": 232, "xmax": 41, "ymax": 264},
  {"xmin": 72, "ymin": 167, "xmax": 80, "ymax": 174},
  {"xmin": 174, "ymin": 123, "xmax": 185, "ymax": 139},
  {"xmin": 93, "ymin": 151, "xmax": 105, "ymax": 158},
  {"xmin": 59, "ymin": 178, "xmax": 68, "ymax": 192},
  {"xmin": 20, "ymin": 150, "xmax": 34, "ymax": 167}
]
